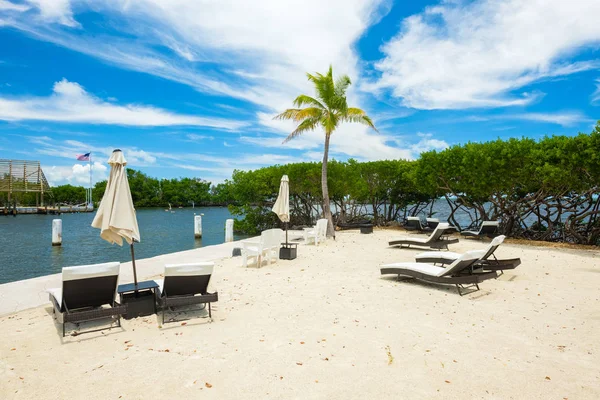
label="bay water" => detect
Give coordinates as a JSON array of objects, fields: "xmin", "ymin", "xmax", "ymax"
[{"xmin": 0, "ymin": 207, "xmax": 245, "ymax": 284}]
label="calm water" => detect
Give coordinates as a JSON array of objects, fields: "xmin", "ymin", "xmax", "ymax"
[{"xmin": 0, "ymin": 207, "xmax": 246, "ymax": 284}]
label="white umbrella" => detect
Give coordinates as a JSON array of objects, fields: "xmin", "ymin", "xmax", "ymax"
[
  {"xmin": 91, "ymin": 149, "xmax": 141, "ymax": 286},
  {"xmin": 272, "ymin": 175, "xmax": 290, "ymax": 243}
]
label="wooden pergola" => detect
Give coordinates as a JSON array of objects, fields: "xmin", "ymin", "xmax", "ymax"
[{"xmin": 0, "ymin": 159, "xmax": 51, "ymax": 206}]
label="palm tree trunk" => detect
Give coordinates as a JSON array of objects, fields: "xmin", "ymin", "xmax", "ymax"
[{"xmin": 322, "ymin": 132, "xmax": 335, "ymax": 238}]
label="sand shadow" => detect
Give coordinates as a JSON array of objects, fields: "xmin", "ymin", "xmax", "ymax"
[
  {"xmin": 157, "ymin": 304, "xmax": 214, "ymax": 329},
  {"xmin": 379, "ymin": 275, "xmax": 462, "ymax": 295},
  {"xmin": 44, "ymin": 305, "xmax": 127, "ymax": 342}
]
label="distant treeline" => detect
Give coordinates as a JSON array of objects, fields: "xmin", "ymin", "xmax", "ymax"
[
  {"xmin": 225, "ymin": 124, "xmax": 600, "ymax": 245},
  {"xmin": 6, "ymin": 124, "xmax": 599, "ymax": 245}
]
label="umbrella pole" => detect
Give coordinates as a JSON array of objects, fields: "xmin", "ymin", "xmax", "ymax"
[
  {"xmin": 285, "ymin": 222, "xmax": 288, "ymax": 245},
  {"xmin": 130, "ymin": 243, "xmax": 139, "ymax": 292}
]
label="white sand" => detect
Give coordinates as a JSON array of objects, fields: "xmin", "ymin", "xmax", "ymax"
[{"xmin": 1, "ymin": 230, "xmax": 599, "ymax": 399}]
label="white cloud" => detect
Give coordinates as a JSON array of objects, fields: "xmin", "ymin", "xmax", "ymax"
[
  {"xmin": 3, "ymin": 0, "xmax": 390, "ymax": 110},
  {"xmin": 44, "ymin": 161, "xmax": 108, "ymax": 186},
  {"xmin": 0, "ymin": 79, "xmax": 247, "ymax": 129},
  {"xmin": 505, "ymin": 111, "xmax": 588, "ymax": 127},
  {"xmin": 0, "ymin": 1, "xmax": 29, "ymax": 12},
  {"xmin": 408, "ymin": 133, "xmax": 449, "ymax": 155},
  {"xmin": 592, "ymin": 79, "xmax": 600, "ymax": 105},
  {"xmin": 372, "ymin": 0, "xmax": 600, "ymax": 109},
  {"xmin": 126, "ymin": 150, "xmax": 156, "ymax": 165},
  {"xmin": 25, "ymin": 0, "xmax": 78, "ymax": 27}
]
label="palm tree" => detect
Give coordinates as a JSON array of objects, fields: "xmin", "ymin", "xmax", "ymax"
[{"xmin": 275, "ymin": 66, "xmax": 377, "ymax": 237}]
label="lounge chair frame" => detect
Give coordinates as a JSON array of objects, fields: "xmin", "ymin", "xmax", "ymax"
[
  {"xmin": 156, "ymin": 265, "xmax": 218, "ymax": 325},
  {"xmin": 389, "ymin": 223, "xmax": 459, "ymax": 250},
  {"xmin": 461, "ymin": 221, "xmax": 499, "ymax": 239},
  {"xmin": 415, "ymin": 235, "xmax": 521, "ymax": 275},
  {"xmin": 380, "ymin": 267, "xmax": 498, "ymax": 296},
  {"xmin": 49, "ymin": 264, "xmax": 127, "ymax": 337}
]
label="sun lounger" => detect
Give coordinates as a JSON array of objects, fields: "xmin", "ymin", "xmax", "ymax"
[
  {"xmin": 461, "ymin": 220, "xmax": 499, "ymax": 238},
  {"xmin": 304, "ymin": 218, "xmax": 328, "ymax": 245},
  {"xmin": 388, "ymin": 223, "xmax": 459, "ymax": 250},
  {"xmin": 414, "ymin": 235, "xmax": 521, "ymax": 274},
  {"xmin": 155, "ymin": 262, "xmax": 218, "ymax": 324},
  {"xmin": 404, "ymin": 216, "xmax": 426, "ymax": 231},
  {"xmin": 380, "ymin": 251, "xmax": 498, "ymax": 295},
  {"xmin": 426, "ymin": 218, "xmax": 439, "ymax": 230},
  {"xmin": 48, "ymin": 262, "xmax": 127, "ymax": 337}
]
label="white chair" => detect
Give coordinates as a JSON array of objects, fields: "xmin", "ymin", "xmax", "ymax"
[
  {"xmin": 242, "ymin": 228, "xmax": 284, "ymax": 267},
  {"xmin": 303, "ymin": 218, "xmax": 328, "ymax": 245}
]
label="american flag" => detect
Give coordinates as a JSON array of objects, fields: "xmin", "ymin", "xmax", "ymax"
[{"xmin": 76, "ymin": 152, "xmax": 91, "ymax": 161}]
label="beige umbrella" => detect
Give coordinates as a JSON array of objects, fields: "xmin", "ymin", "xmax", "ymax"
[
  {"xmin": 272, "ymin": 175, "xmax": 290, "ymax": 243},
  {"xmin": 91, "ymin": 149, "xmax": 141, "ymax": 286}
]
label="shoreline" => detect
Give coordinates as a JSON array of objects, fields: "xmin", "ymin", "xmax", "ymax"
[{"xmin": 1, "ymin": 228, "xmax": 598, "ymax": 317}]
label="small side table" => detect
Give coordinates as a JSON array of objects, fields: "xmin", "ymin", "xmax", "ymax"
[
  {"xmin": 359, "ymin": 224, "xmax": 374, "ymax": 234},
  {"xmin": 117, "ymin": 280, "xmax": 159, "ymax": 320},
  {"xmin": 280, "ymin": 242, "xmax": 298, "ymax": 260}
]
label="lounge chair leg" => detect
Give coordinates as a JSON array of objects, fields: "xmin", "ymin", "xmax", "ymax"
[
  {"xmin": 456, "ymin": 284, "xmax": 463, "ymax": 296},
  {"xmin": 63, "ymin": 323, "xmax": 65, "ymax": 337},
  {"xmin": 208, "ymin": 303, "xmax": 212, "ymax": 319}
]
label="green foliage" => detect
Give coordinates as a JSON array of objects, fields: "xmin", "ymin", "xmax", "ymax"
[{"xmin": 33, "ymin": 123, "xmax": 600, "ymax": 245}]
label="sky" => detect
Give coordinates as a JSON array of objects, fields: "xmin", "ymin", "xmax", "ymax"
[{"xmin": 0, "ymin": 0, "xmax": 599, "ymax": 187}]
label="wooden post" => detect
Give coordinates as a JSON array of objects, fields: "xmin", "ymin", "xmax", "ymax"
[
  {"xmin": 225, "ymin": 219, "xmax": 234, "ymax": 242},
  {"xmin": 194, "ymin": 214, "xmax": 203, "ymax": 238},
  {"xmin": 52, "ymin": 219, "xmax": 62, "ymax": 246}
]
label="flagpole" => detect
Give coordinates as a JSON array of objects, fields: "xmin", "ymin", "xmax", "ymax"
[{"xmin": 89, "ymin": 152, "xmax": 93, "ymax": 208}]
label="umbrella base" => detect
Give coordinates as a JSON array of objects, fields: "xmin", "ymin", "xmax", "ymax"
[{"xmin": 279, "ymin": 243, "xmax": 297, "ymax": 260}]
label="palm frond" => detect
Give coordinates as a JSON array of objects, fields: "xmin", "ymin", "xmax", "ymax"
[
  {"xmin": 343, "ymin": 108, "xmax": 378, "ymax": 132},
  {"xmin": 307, "ymin": 68, "xmax": 335, "ymax": 109},
  {"xmin": 292, "ymin": 94, "xmax": 326, "ymax": 109},
  {"xmin": 273, "ymin": 108, "xmax": 304, "ymax": 121},
  {"xmin": 283, "ymin": 117, "xmax": 320, "ymax": 143},
  {"xmin": 274, "ymin": 107, "xmax": 323, "ymax": 122},
  {"xmin": 334, "ymin": 75, "xmax": 351, "ymax": 98}
]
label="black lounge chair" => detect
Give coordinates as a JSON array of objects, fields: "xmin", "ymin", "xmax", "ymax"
[
  {"xmin": 415, "ymin": 235, "xmax": 521, "ymax": 274},
  {"xmin": 388, "ymin": 223, "xmax": 459, "ymax": 250},
  {"xmin": 425, "ymin": 218, "xmax": 439, "ymax": 230},
  {"xmin": 155, "ymin": 262, "xmax": 219, "ymax": 324},
  {"xmin": 380, "ymin": 251, "xmax": 498, "ymax": 295},
  {"xmin": 48, "ymin": 262, "xmax": 127, "ymax": 337},
  {"xmin": 461, "ymin": 221, "xmax": 499, "ymax": 238},
  {"xmin": 404, "ymin": 216, "xmax": 428, "ymax": 232}
]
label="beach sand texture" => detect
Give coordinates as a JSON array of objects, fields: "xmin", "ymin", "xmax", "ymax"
[{"xmin": 1, "ymin": 230, "xmax": 599, "ymax": 399}]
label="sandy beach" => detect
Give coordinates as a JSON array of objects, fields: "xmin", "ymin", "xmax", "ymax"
[{"xmin": 1, "ymin": 229, "xmax": 599, "ymax": 399}]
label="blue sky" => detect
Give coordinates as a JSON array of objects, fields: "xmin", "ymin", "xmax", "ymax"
[{"xmin": 0, "ymin": 0, "xmax": 599, "ymax": 186}]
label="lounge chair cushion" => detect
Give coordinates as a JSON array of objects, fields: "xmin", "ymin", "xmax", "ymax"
[
  {"xmin": 415, "ymin": 251, "xmax": 462, "ymax": 262},
  {"xmin": 382, "ymin": 250, "xmax": 485, "ymax": 277},
  {"xmin": 164, "ymin": 262, "xmax": 214, "ymax": 277},
  {"xmin": 47, "ymin": 287, "xmax": 62, "ymax": 307},
  {"xmin": 387, "ymin": 235, "xmax": 431, "ymax": 244},
  {"xmin": 157, "ymin": 262, "xmax": 215, "ymax": 296},
  {"xmin": 381, "ymin": 262, "xmax": 447, "ymax": 277},
  {"xmin": 62, "ymin": 262, "xmax": 120, "ymax": 281}
]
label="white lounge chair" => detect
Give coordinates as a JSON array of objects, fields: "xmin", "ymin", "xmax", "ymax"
[
  {"xmin": 155, "ymin": 262, "xmax": 218, "ymax": 324},
  {"xmin": 415, "ymin": 235, "xmax": 521, "ymax": 273},
  {"xmin": 388, "ymin": 223, "xmax": 459, "ymax": 250},
  {"xmin": 242, "ymin": 228, "xmax": 284, "ymax": 267},
  {"xmin": 380, "ymin": 251, "xmax": 498, "ymax": 295},
  {"xmin": 48, "ymin": 262, "xmax": 126, "ymax": 337},
  {"xmin": 303, "ymin": 218, "xmax": 328, "ymax": 245}
]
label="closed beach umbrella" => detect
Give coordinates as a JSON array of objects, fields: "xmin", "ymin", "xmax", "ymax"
[
  {"xmin": 91, "ymin": 149, "xmax": 141, "ymax": 286},
  {"xmin": 272, "ymin": 175, "xmax": 290, "ymax": 243}
]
